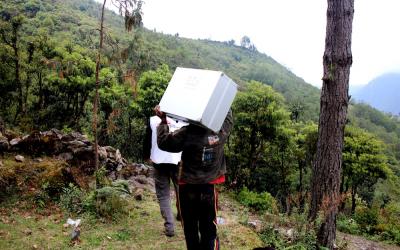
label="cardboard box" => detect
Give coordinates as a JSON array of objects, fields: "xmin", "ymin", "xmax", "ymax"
[{"xmin": 159, "ymin": 67, "xmax": 238, "ymax": 132}]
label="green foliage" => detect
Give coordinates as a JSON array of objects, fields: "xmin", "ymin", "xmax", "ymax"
[
  {"xmin": 59, "ymin": 183, "xmax": 86, "ymax": 214},
  {"xmin": 237, "ymin": 187, "xmax": 277, "ymax": 213},
  {"xmin": 259, "ymin": 225, "xmax": 286, "ymax": 249},
  {"xmin": 0, "ymin": 1, "xmax": 400, "ymax": 244},
  {"xmin": 259, "ymin": 223, "xmax": 318, "ymax": 250},
  {"xmin": 33, "ymin": 189, "xmax": 51, "ymax": 210},
  {"xmin": 228, "ymin": 81, "xmax": 291, "ymax": 190},
  {"xmin": 377, "ymin": 201, "xmax": 400, "ymax": 244},
  {"xmin": 337, "ymin": 214, "xmax": 360, "ymax": 235},
  {"xmin": 135, "ymin": 64, "xmax": 172, "ymax": 118},
  {"xmin": 59, "ymin": 181, "xmax": 130, "ymax": 221},
  {"xmin": 342, "ymin": 126, "xmax": 390, "ymax": 211},
  {"xmin": 94, "ymin": 184, "xmax": 129, "ymax": 220},
  {"xmin": 354, "ymin": 206, "xmax": 379, "ymax": 234},
  {"xmin": 228, "ymin": 81, "xmax": 300, "ymax": 212},
  {"xmin": 337, "ymin": 201, "xmax": 400, "ymax": 245}
]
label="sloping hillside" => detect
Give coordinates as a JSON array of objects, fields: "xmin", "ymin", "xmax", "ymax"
[{"xmin": 352, "ymin": 73, "xmax": 400, "ymax": 115}]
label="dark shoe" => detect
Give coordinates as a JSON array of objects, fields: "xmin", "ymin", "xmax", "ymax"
[{"xmin": 164, "ymin": 229, "xmax": 175, "ymax": 237}]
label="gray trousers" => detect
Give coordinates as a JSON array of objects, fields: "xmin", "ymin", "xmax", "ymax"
[{"xmin": 153, "ymin": 163, "xmax": 179, "ymax": 232}]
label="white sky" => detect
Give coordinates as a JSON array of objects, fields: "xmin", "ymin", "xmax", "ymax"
[{"xmin": 100, "ymin": 0, "xmax": 400, "ymax": 88}]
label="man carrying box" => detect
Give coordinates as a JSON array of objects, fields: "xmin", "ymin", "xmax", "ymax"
[
  {"xmin": 155, "ymin": 105, "xmax": 233, "ymax": 250},
  {"xmin": 143, "ymin": 115, "xmax": 185, "ymax": 237}
]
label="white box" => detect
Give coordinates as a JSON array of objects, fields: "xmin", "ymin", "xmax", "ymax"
[{"xmin": 159, "ymin": 67, "xmax": 238, "ymax": 132}]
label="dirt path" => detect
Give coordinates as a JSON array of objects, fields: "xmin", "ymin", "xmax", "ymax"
[{"xmin": 337, "ymin": 232, "xmax": 400, "ymax": 250}]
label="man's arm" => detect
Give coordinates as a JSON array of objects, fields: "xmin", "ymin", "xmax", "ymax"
[
  {"xmin": 157, "ymin": 123, "xmax": 186, "ymax": 153},
  {"xmin": 154, "ymin": 105, "xmax": 186, "ymax": 153}
]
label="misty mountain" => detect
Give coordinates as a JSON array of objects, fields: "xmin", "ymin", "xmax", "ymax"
[{"xmin": 351, "ymin": 73, "xmax": 400, "ymax": 115}]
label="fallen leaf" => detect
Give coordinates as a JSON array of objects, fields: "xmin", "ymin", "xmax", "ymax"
[
  {"xmin": 32, "ymin": 244, "xmax": 38, "ymax": 249},
  {"xmin": 107, "ymin": 236, "xmax": 112, "ymax": 240}
]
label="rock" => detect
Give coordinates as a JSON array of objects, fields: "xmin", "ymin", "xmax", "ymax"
[
  {"xmin": 10, "ymin": 138, "xmax": 21, "ymax": 146},
  {"xmin": 107, "ymin": 171, "xmax": 117, "ymax": 181},
  {"xmin": 286, "ymin": 228, "xmax": 294, "ymax": 240},
  {"xmin": 33, "ymin": 158, "xmax": 43, "ymax": 163},
  {"xmin": 98, "ymin": 146, "xmax": 107, "ymax": 160},
  {"xmin": 128, "ymin": 179, "xmax": 147, "ymax": 190},
  {"xmin": 71, "ymin": 227, "xmax": 80, "ymax": 241},
  {"xmin": 0, "ymin": 117, "xmax": 4, "ymax": 134},
  {"xmin": 0, "ymin": 135, "xmax": 9, "ymax": 154},
  {"xmin": 58, "ymin": 152, "xmax": 73, "ymax": 161},
  {"xmin": 276, "ymin": 227, "xmax": 295, "ymax": 240},
  {"xmin": 117, "ymin": 163, "xmax": 137, "ymax": 178},
  {"xmin": 134, "ymin": 188, "xmax": 144, "ymax": 200},
  {"xmin": 67, "ymin": 140, "xmax": 87, "ymax": 150},
  {"xmin": 15, "ymin": 155, "xmax": 25, "ymax": 162},
  {"xmin": 134, "ymin": 175, "xmax": 149, "ymax": 185},
  {"xmin": 62, "ymin": 131, "xmax": 88, "ymax": 143},
  {"xmin": 23, "ymin": 228, "xmax": 32, "ymax": 235},
  {"xmin": 115, "ymin": 149, "xmax": 122, "ymax": 162},
  {"xmin": 248, "ymin": 219, "xmax": 263, "ymax": 232}
]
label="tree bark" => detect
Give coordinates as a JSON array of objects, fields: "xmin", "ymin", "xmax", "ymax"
[{"xmin": 309, "ymin": 0, "xmax": 354, "ymax": 249}]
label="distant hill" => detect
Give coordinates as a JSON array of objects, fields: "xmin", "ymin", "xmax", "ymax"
[{"xmin": 351, "ymin": 73, "xmax": 400, "ymax": 115}]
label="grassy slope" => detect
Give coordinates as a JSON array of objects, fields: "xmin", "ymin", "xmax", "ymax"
[
  {"xmin": 0, "ymin": 155, "xmax": 262, "ymax": 250},
  {"xmin": 0, "ymin": 191, "xmax": 262, "ymax": 250}
]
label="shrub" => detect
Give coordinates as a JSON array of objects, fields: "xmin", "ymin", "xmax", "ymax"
[
  {"xmin": 377, "ymin": 201, "xmax": 400, "ymax": 244},
  {"xmin": 258, "ymin": 223, "xmax": 317, "ymax": 250},
  {"xmin": 354, "ymin": 207, "xmax": 379, "ymax": 234},
  {"xmin": 95, "ymin": 185, "xmax": 129, "ymax": 220},
  {"xmin": 337, "ymin": 214, "xmax": 360, "ymax": 235},
  {"xmin": 59, "ymin": 183, "xmax": 85, "ymax": 214},
  {"xmin": 380, "ymin": 227, "xmax": 400, "ymax": 245},
  {"xmin": 59, "ymin": 181, "xmax": 130, "ymax": 221},
  {"xmin": 237, "ymin": 187, "xmax": 277, "ymax": 213},
  {"xmin": 259, "ymin": 225, "xmax": 285, "ymax": 249}
]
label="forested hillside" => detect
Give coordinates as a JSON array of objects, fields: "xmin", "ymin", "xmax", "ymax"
[
  {"xmin": 1, "ymin": 0, "xmax": 400, "ymax": 248},
  {"xmin": 352, "ymin": 73, "xmax": 400, "ymax": 115}
]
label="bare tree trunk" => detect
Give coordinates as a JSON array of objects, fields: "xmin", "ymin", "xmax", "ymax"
[
  {"xmin": 12, "ymin": 27, "xmax": 23, "ymax": 121},
  {"xmin": 93, "ymin": 0, "xmax": 107, "ymax": 188},
  {"xmin": 351, "ymin": 185, "xmax": 357, "ymax": 214},
  {"xmin": 309, "ymin": 0, "xmax": 354, "ymax": 249}
]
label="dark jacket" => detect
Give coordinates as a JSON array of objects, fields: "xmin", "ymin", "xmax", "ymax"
[{"xmin": 157, "ymin": 110, "xmax": 233, "ymax": 184}]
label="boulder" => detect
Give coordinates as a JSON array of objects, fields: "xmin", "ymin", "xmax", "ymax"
[
  {"xmin": 15, "ymin": 155, "xmax": 25, "ymax": 162},
  {"xmin": 0, "ymin": 134, "xmax": 9, "ymax": 154},
  {"xmin": 10, "ymin": 138, "xmax": 21, "ymax": 147},
  {"xmin": 2, "ymin": 129, "xmax": 152, "ymax": 192}
]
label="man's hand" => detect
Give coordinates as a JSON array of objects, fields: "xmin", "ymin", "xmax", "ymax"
[{"xmin": 154, "ymin": 105, "xmax": 167, "ymax": 124}]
